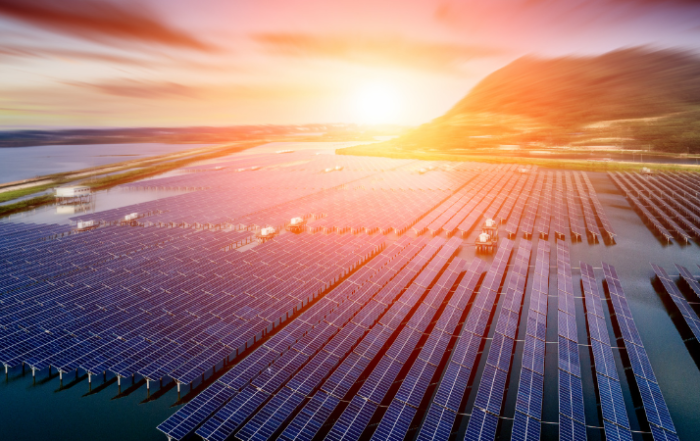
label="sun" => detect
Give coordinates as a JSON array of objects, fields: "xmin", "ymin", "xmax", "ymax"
[{"xmin": 353, "ymin": 82, "xmax": 401, "ymax": 124}]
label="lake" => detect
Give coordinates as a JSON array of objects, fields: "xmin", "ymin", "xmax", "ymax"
[{"xmin": 0, "ymin": 143, "xmax": 212, "ymax": 184}]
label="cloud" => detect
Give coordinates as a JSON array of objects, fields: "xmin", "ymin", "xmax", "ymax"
[
  {"xmin": 252, "ymin": 33, "xmax": 506, "ymax": 73},
  {"xmin": 63, "ymin": 78, "xmax": 200, "ymax": 99},
  {"xmin": 0, "ymin": 0, "xmax": 213, "ymax": 51},
  {"xmin": 0, "ymin": 44, "xmax": 150, "ymax": 66}
]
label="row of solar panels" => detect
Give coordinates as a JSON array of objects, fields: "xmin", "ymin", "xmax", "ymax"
[
  {"xmin": 0, "ymin": 226, "xmax": 384, "ymax": 391},
  {"xmin": 611, "ymin": 171, "xmax": 700, "ymax": 244},
  {"xmin": 154, "ymin": 237, "xmax": 686, "ymax": 441}
]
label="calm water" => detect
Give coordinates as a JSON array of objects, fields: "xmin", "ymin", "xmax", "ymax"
[
  {"xmin": 0, "ymin": 188, "xmax": 190, "ymax": 225},
  {"xmin": 0, "ymin": 143, "xmax": 212, "ymax": 183},
  {"xmin": 1, "ymin": 167, "xmax": 699, "ymax": 440}
]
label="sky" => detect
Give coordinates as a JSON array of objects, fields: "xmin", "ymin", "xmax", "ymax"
[{"xmin": 1, "ymin": 0, "xmax": 699, "ymax": 128}]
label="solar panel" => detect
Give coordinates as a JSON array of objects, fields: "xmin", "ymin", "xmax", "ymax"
[
  {"xmin": 581, "ymin": 261, "xmax": 632, "ymax": 437},
  {"xmin": 604, "ymin": 262, "xmax": 678, "ymax": 438}
]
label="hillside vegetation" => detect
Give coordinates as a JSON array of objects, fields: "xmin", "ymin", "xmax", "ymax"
[{"xmin": 377, "ymin": 48, "xmax": 700, "ymax": 153}]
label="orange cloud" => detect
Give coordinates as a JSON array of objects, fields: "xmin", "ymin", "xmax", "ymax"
[
  {"xmin": 63, "ymin": 79, "xmax": 200, "ymax": 99},
  {"xmin": 0, "ymin": 0, "xmax": 213, "ymax": 51},
  {"xmin": 252, "ymin": 33, "xmax": 506, "ymax": 73}
]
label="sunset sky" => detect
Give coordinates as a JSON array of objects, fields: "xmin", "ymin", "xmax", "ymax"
[{"xmin": 1, "ymin": 0, "xmax": 699, "ymax": 128}]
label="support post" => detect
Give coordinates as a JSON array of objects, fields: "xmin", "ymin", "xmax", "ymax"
[
  {"xmin": 88, "ymin": 372, "xmax": 92, "ymax": 384},
  {"xmin": 146, "ymin": 379, "xmax": 150, "ymax": 390}
]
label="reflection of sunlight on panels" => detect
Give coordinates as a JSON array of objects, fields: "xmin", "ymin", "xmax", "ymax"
[{"xmin": 6, "ymin": 149, "xmax": 700, "ymax": 441}]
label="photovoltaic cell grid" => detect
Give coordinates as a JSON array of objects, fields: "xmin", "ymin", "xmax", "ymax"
[
  {"xmin": 464, "ymin": 241, "xmax": 532, "ymax": 441},
  {"xmin": 511, "ymin": 240, "xmax": 551, "ymax": 441},
  {"xmin": 415, "ymin": 239, "xmax": 515, "ymax": 441},
  {"xmin": 328, "ymin": 238, "xmax": 464, "ymax": 441},
  {"xmin": 77, "ymin": 156, "xmax": 484, "ymax": 234},
  {"xmin": 276, "ymin": 237, "xmax": 459, "ymax": 441},
  {"xmin": 192, "ymin": 235, "xmax": 462, "ymax": 441},
  {"xmin": 159, "ymin": 235, "xmax": 434, "ymax": 441},
  {"xmin": 603, "ymin": 263, "xmax": 679, "ymax": 441},
  {"xmin": 505, "ymin": 171, "xmax": 538, "ymax": 238},
  {"xmin": 0, "ymin": 226, "xmax": 384, "ymax": 391},
  {"xmin": 573, "ymin": 173, "xmax": 601, "ymax": 242},
  {"xmin": 652, "ymin": 264, "xmax": 700, "ymax": 343},
  {"xmin": 580, "ymin": 262, "xmax": 633, "ymax": 440},
  {"xmin": 370, "ymin": 258, "xmax": 486, "ymax": 441},
  {"xmin": 556, "ymin": 242, "xmax": 587, "ymax": 441},
  {"xmin": 610, "ymin": 171, "xmax": 700, "ymax": 244}
]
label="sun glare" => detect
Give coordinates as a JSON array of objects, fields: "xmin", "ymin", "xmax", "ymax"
[{"xmin": 353, "ymin": 83, "xmax": 401, "ymax": 124}]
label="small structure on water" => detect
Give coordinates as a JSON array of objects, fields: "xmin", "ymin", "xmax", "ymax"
[
  {"xmin": 256, "ymin": 226, "xmax": 276, "ymax": 242},
  {"xmin": 55, "ymin": 185, "xmax": 92, "ymax": 204},
  {"xmin": 287, "ymin": 216, "xmax": 306, "ymax": 233},
  {"xmin": 476, "ymin": 218, "xmax": 499, "ymax": 253},
  {"xmin": 75, "ymin": 220, "xmax": 97, "ymax": 231}
]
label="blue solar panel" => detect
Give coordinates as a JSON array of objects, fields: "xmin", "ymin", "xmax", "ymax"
[
  {"xmin": 370, "ymin": 400, "xmax": 417, "ymax": 441},
  {"xmin": 558, "ymin": 336, "xmax": 581, "ymax": 377},
  {"xmin": 515, "ymin": 367, "xmax": 544, "ymax": 419},
  {"xmin": 605, "ymin": 262, "xmax": 678, "ymax": 438},
  {"xmin": 596, "ymin": 373, "xmax": 630, "ymax": 429},
  {"xmin": 394, "ymin": 359, "xmax": 436, "ymax": 408},
  {"xmin": 636, "ymin": 375, "xmax": 676, "ymax": 432},
  {"xmin": 559, "ymin": 414, "xmax": 587, "ymax": 441},
  {"xmin": 558, "ymin": 370, "xmax": 586, "ymax": 424},
  {"xmin": 602, "ymin": 420, "xmax": 634, "ymax": 441},
  {"xmin": 279, "ymin": 390, "xmax": 339, "ymax": 441},
  {"xmin": 326, "ymin": 395, "xmax": 376, "ymax": 441},
  {"xmin": 511, "ymin": 411, "xmax": 541, "ymax": 441},
  {"xmin": 415, "ymin": 404, "xmax": 456, "ymax": 441},
  {"xmin": 472, "ymin": 363, "xmax": 508, "ymax": 415},
  {"xmin": 435, "ymin": 360, "xmax": 472, "ymax": 411},
  {"xmin": 521, "ymin": 336, "xmax": 545, "ymax": 376},
  {"xmin": 525, "ymin": 310, "xmax": 547, "ymax": 341},
  {"xmin": 649, "ymin": 425, "xmax": 682, "ymax": 441},
  {"xmin": 236, "ymin": 387, "xmax": 305, "ymax": 441},
  {"xmin": 464, "ymin": 408, "xmax": 499, "ymax": 441},
  {"xmin": 589, "ymin": 339, "xmax": 617, "ymax": 380},
  {"xmin": 486, "ymin": 332, "xmax": 515, "ymax": 371},
  {"xmin": 558, "ymin": 310, "xmax": 578, "ymax": 342}
]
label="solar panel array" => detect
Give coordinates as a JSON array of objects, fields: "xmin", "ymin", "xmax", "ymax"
[
  {"xmin": 610, "ymin": 173, "xmax": 673, "ymax": 242},
  {"xmin": 416, "ymin": 239, "xmax": 515, "ymax": 441},
  {"xmin": 564, "ymin": 172, "xmax": 584, "ymax": 240},
  {"xmin": 603, "ymin": 263, "xmax": 679, "ymax": 441},
  {"xmin": 327, "ymin": 252, "xmax": 466, "ymax": 440},
  {"xmin": 464, "ymin": 240, "xmax": 532, "ymax": 441},
  {"xmin": 652, "ymin": 264, "xmax": 700, "ymax": 343},
  {"xmin": 535, "ymin": 173, "xmax": 552, "ymax": 239},
  {"xmin": 7, "ymin": 150, "xmax": 690, "ymax": 441},
  {"xmin": 158, "ymin": 235, "xmax": 435, "ymax": 441},
  {"xmin": 573, "ymin": 174, "xmax": 601, "ymax": 242},
  {"xmin": 75, "ymin": 155, "xmax": 484, "ymax": 233},
  {"xmin": 579, "ymin": 172, "xmax": 616, "ymax": 240},
  {"xmin": 552, "ymin": 172, "xmax": 568, "ymax": 240},
  {"xmin": 159, "ymin": 235, "xmax": 466, "ymax": 441},
  {"xmin": 519, "ymin": 173, "xmax": 544, "ymax": 239},
  {"xmin": 610, "ymin": 171, "xmax": 700, "ymax": 244},
  {"xmin": 504, "ymin": 172, "xmax": 538, "ymax": 238},
  {"xmin": 556, "ymin": 242, "xmax": 587, "ymax": 441},
  {"xmin": 580, "ymin": 262, "xmax": 633, "ymax": 441},
  {"xmin": 510, "ymin": 240, "xmax": 550, "ymax": 441},
  {"xmin": 371, "ymin": 258, "xmax": 486, "ymax": 441},
  {"xmin": 0, "ymin": 225, "xmax": 384, "ymax": 390}
]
